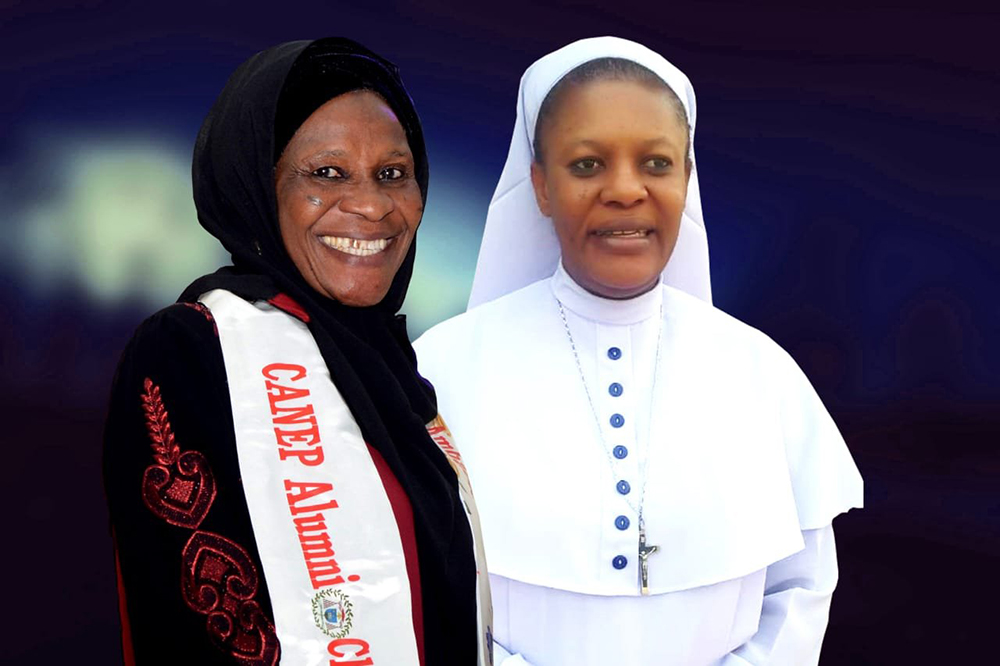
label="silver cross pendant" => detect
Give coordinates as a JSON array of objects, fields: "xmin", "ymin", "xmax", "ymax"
[{"xmin": 638, "ymin": 517, "xmax": 659, "ymax": 595}]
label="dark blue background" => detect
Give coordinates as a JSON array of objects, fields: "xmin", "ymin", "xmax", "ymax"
[{"xmin": 2, "ymin": 1, "xmax": 996, "ymax": 663}]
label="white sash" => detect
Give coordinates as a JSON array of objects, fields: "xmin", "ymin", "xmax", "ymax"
[
  {"xmin": 426, "ymin": 414, "xmax": 494, "ymax": 666},
  {"xmin": 204, "ymin": 289, "xmax": 493, "ymax": 665}
]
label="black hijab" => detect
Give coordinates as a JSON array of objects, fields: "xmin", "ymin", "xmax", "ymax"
[{"xmin": 180, "ymin": 38, "xmax": 477, "ymax": 665}]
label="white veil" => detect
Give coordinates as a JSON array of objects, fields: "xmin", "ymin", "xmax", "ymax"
[{"xmin": 467, "ymin": 36, "xmax": 713, "ymax": 309}]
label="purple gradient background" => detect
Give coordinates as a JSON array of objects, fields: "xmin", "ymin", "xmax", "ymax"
[{"xmin": 2, "ymin": 1, "xmax": 997, "ymax": 663}]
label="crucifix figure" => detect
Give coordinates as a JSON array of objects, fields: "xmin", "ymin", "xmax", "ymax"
[{"xmin": 638, "ymin": 517, "xmax": 659, "ymax": 596}]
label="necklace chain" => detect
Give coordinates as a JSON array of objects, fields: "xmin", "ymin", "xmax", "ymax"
[{"xmin": 556, "ymin": 297, "xmax": 664, "ymax": 521}]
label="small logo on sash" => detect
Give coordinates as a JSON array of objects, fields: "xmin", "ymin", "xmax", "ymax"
[{"xmin": 311, "ymin": 588, "xmax": 354, "ymax": 639}]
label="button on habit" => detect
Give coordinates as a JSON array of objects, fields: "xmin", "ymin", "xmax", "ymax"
[
  {"xmin": 607, "ymin": 346, "xmax": 622, "ymax": 360},
  {"xmin": 613, "ymin": 555, "xmax": 628, "ymax": 570},
  {"xmin": 615, "ymin": 515, "xmax": 630, "ymax": 530},
  {"xmin": 617, "ymin": 480, "xmax": 631, "ymax": 495},
  {"xmin": 613, "ymin": 445, "xmax": 628, "ymax": 459},
  {"xmin": 610, "ymin": 413, "xmax": 625, "ymax": 428},
  {"xmin": 609, "ymin": 382, "xmax": 623, "ymax": 397}
]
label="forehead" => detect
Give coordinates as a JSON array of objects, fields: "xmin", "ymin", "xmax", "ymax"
[
  {"xmin": 543, "ymin": 79, "xmax": 687, "ymax": 146},
  {"xmin": 288, "ymin": 91, "xmax": 410, "ymax": 151}
]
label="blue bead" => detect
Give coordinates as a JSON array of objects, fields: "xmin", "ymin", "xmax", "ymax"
[
  {"xmin": 607, "ymin": 347, "xmax": 622, "ymax": 360},
  {"xmin": 609, "ymin": 382, "xmax": 623, "ymax": 397},
  {"xmin": 613, "ymin": 445, "xmax": 628, "ymax": 459},
  {"xmin": 615, "ymin": 515, "xmax": 630, "ymax": 530},
  {"xmin": 613, "ymin": 555, "xmax": 628, "ymax": 570},
  {"xmin": 610, "ymin": 413, "xmax": 624, "ymax": 428},
  {"xmin": 617, "ymin": 480, "xmax": 631, "ymax": 495}
]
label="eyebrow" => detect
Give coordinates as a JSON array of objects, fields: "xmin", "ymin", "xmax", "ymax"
[
  {"xmin": 308, "ymin": 148, "xmax": 412, "ymax": 160},
  {"xmin": 311, "ymin": 149, "xmax": 347, "ymax": 159},
  {"xmin": 572, "ymin": 137, "xmax": 681, "ymax": 150}
]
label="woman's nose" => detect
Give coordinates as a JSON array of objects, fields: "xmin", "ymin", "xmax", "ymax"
[
  {"xmin": 337, "ymin": 179, "xmax": 395, "ymax": 221},
  {"xmin": 599, "ymin": 165, "xmax": 646, "ymax": 208}
]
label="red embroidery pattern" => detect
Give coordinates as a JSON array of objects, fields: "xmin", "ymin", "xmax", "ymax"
[
  {"xmin": 141, "ymin": 378, "xmax": 217, "ymax": 528},
  {"xmin": 181, "ymin": 531, "xmax": 280, "ymax": 665},
  {"xmin": 180, "ymin": 301, "xmax": 213, "ymax": 320},
  {"xmin": 181, "ymin": 301, "xmax": 218, "ymax": 334},
  {"xmin": 139, "ymin": 378, "xmax": 280, "ymax": 662}
]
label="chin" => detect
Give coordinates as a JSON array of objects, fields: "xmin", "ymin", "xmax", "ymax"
[
  {"xmin": 334, "ymin": 289, "xmax": 391, "ymax": 307},
  {"xmin": 312, "ymin": 280, "xmax": 389, "ymax": 307},
  {"xmin": 591, "ymin": 264, "xmax": 662, "ymax": 298},
  {"xmin": 588, "ymin": 274, "xmax": 659, "ymax": 299},
  {"xmin": 310, "ymin": 265, "xmax": 396, "ymax": 307}
]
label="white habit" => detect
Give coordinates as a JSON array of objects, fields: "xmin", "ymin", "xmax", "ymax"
[
  {"xmin": 416, "ymin": 264, "xmax": 862, "ymax": 665},
  {"xmin": 415, "ymin": 37, "xmax": 863, "ymax": 665}
]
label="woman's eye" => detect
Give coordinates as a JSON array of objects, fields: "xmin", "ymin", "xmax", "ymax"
[
  {"xmin": 570, "ymin": 158, "xmax": 602, "ymax": 174},
  {"xmin": 312, "ymin": 166, "xmax": 344, "ymax": 179},
  {"xmin": 643, "ymin": 157, "xmax": 672, "ymax": 171},
  {"xmin": 378, "ymin": 166, "xmax": 406, "ymax": 181}
]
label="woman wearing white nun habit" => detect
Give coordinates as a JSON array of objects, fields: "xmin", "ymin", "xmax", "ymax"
[{"xmin": 414, "ymin": 37, "xmax": 863, "ymax": 665}]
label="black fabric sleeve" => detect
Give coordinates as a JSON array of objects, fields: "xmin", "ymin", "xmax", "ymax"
[{"xmin": 103, "ymin": 303, "xmax": 280, "ymax": 665}]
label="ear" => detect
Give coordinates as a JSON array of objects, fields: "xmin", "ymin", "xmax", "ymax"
[{"xmin": 530, "ymin": 161, "xmax": 552, "ymax": 217}]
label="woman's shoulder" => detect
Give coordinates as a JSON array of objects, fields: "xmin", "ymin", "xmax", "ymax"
[
  {"xmin": 661, "ymin": 286, "xmax": 826, "ymax": 403},
  {"xmin": 416, "ymin": 278, "xmax": 552, "ymax": 350},
  {"xmin": 663, "ymin": 286, "xmax": 863, "ymax": 525},
  {"xmin": 126, "ymin": 301, "xmax": 221, "ymax": 356},
  {"xmin": 661, "ymin": 285, "xmax": 784, "ymax": 357},
  {"xmin": 108, "ymin": 301, "xmax": 228, "ymax": 431}
]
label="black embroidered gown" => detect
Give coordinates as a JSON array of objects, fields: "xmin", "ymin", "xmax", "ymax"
[{"xmin": 104, "ymin": 303, "xmax": 282, "ymax": 664}]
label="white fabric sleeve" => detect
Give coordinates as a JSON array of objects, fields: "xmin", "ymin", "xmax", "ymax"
[
  {"xmin": 493, "ymin": 639, "xmax": 533, "ymax": 666},
  {"xmin": 721, "ymin": 524, "xmax": 839, "ymax": 666}
]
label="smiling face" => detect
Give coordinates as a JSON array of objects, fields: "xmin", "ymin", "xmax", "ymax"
[
  {"xmin": 531, "ymin": 79, "xmax": 690, "ymax": 299},
  {"xmin": 274, "ymin": 90, "xmax": 423, "ymax": 307}
]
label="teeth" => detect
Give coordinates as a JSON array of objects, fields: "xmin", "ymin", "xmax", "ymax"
[
  {"xmin": 320, "ymin": 236, "xmax": 390, "ymax": 256},
  {"xmin": 597, "ymin": 229, "xmax": 650, "ymax": 237}
]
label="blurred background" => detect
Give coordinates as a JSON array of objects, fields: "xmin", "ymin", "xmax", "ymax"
[{"xmin": 2, "ymin": 1, "xmax": 996, "ymax": 663}]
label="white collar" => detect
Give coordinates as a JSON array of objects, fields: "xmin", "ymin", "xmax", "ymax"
[{"xmin": 550, "ymin": 262, "xmax": 663, "ymax": 326}]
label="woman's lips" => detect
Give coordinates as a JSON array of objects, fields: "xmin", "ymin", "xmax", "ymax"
[
  {"xmin": 590, "ymin": 227, "xmax": 655, "ymax": 253},
  {"xmin": 319, "ymin": 235, "xmax": 395, "ymax": 257},
  {"xmin": 592, "ymin": 229, "xmax": 651, "ymax": 238}
]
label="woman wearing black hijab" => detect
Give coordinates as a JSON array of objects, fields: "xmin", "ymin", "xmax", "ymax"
[{"xmin": 103, "ymin": 38, "xmax": 490, "ymax": 665}]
